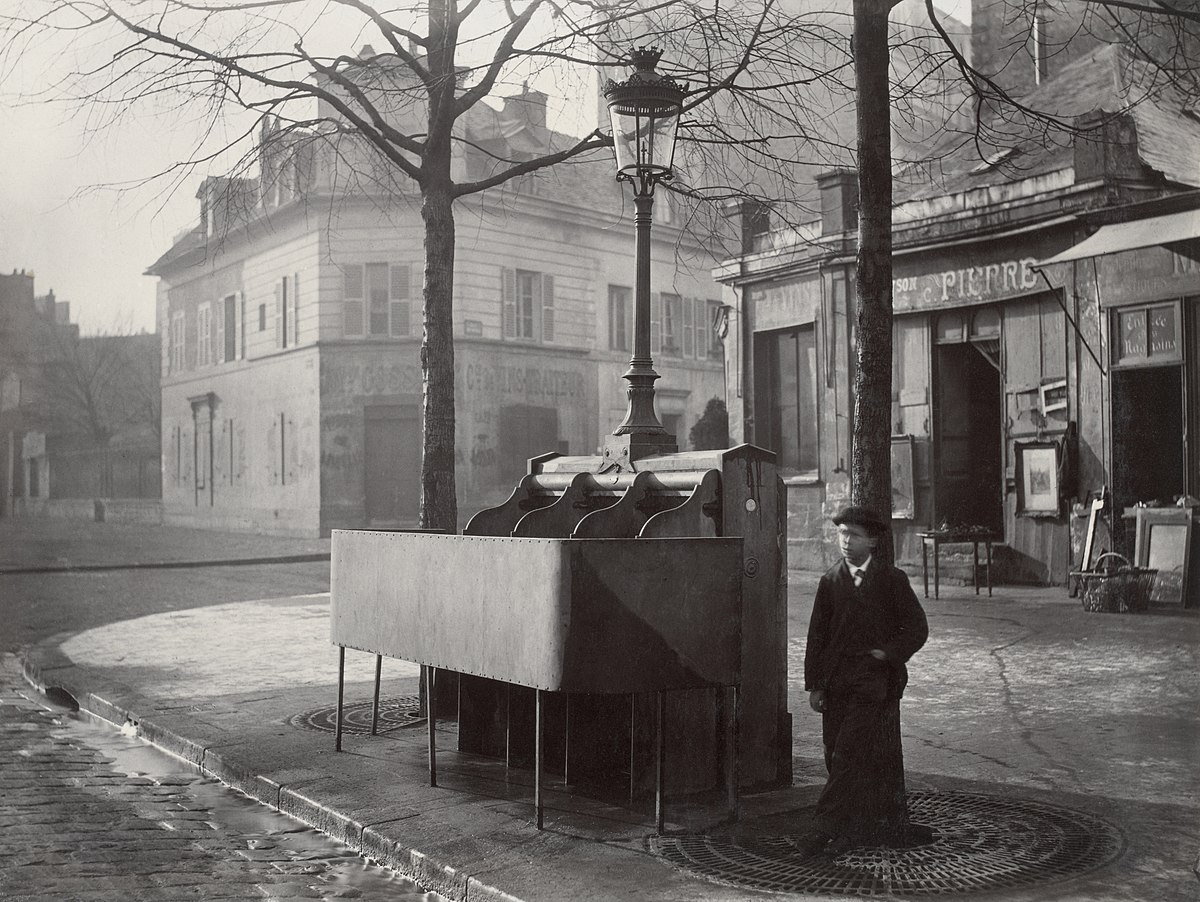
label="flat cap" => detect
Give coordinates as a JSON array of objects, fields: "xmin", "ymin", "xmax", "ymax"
[{"xmin": 832, "ymin": 505, "xmax": 888, "ymax": 536}]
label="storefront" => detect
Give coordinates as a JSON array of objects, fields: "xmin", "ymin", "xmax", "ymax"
[{"xmin": 1038, "ymin": 207, "xmax": 1200, "ymax": 579}]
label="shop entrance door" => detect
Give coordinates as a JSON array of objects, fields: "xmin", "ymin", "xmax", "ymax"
[
  {"xmin": 1111, "ymin": 365, "xmax": 1184, "ymax": 540},
  {"xmin": 934, "ymin": 341, "xmax": 1004, "ymax": 533},
  {"xmin": 364, "ymin": 404, "xmax": 421, "ymax": 526}
]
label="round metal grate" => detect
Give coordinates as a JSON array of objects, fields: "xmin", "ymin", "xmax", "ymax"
[
  {"xmin": 288, "ymin": 696, "xmax": 423, "ymax": 734},
  {"xmin": 649, "ymin": 790, "xmax": 1124, "ymax": 897}
]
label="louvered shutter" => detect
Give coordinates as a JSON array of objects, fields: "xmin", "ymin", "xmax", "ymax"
[
  {"xmin": 540, "ymin": 274, "xmax": 555, "ymax": 343},
  {"xmin": 389, "ymin": 264, "xmax": 410, "ymax": 337},
  {"xmin": 650, "ymin": 292, "xmax": 662, "ymax": 355},
  {"xmin": 291, "ymin": 273, "xmax": 300, "ymax": 346},
  {"xmin": 692, "ymin": 298, "xmax": 704, "ymax": 359},
  {"xmin": 215, "ymin": 298, "xmax": 225, "ymax": 364},
  {"xmin": 501, "ymin": 267, "xmax": 517, "ymax": 339},
  {"xmin": 343, "ymin": 265, "xmax": 364, "ymax": 337},
  {"xmin": 682, "ymin": 295, "xmax": 694, "ymax": 358},
  {"xmin": 275, "ymin": 282, "xmax": 283, "ymax": 347},
  {"xmin": 237, "ymin": 292, "xmax": 245, "ymax": 359},
  {"xmin": 161, "ymin": 319, "xmax": 170, "ymax": 376}
]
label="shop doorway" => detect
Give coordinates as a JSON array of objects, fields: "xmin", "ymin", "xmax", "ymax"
[
  {"xmin": 364, "ymin": 404, "xmax": 421, "ymax": 526},
  {"xmin": 934, "ymin": 340, "xmax": 1004, "ymax": 533},
  {"xmin": 1111, "ymin": 365, "xmax": 1184, "ymax": 547}
]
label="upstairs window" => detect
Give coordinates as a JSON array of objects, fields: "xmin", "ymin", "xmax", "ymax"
[
  {"xmin": 342, "ymin": 263, "xmax": 414, "ymax": 338},
  {"xmin": 502, "ymin": 267, "xmax": 555, "ymax": 343}
]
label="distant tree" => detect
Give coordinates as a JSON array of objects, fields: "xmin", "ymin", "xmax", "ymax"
[
  {"xmin": 689, "ymin": 397, "xmax": 730, "ymax": 451},
  {"xmin": 1, "ymin": 0, "xmax": 869, "ymax": 531},
  {"xmin": 36, "ymin": 325, "xmax": 160, "ymax": 447}
]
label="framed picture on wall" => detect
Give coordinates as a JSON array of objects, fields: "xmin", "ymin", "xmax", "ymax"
[
  {"xmin": 1016, "ymin": 441, "xmax": 1060, "ymax": 516},
  {"xmin": 1135, "ymin": 508, "xmax": 1193, "ymax": 607}
]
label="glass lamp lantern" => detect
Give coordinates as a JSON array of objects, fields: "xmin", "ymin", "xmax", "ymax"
[{"xmin": 603, "ymin": 47, "xmax": 687, "ymax": 190}]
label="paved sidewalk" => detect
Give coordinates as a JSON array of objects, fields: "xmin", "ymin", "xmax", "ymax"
[
  {"xmin": 8, "ymin": 519, "xmax": 1200, "ymax": 901},
  {"xmin": 0, "ymin": 517, "xmax": 330, "ymax": 571}
]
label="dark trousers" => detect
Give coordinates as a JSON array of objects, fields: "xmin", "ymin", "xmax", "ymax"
[{"xmin": 814, "ymin": 687, "xmax": 908, "ymax": 842}]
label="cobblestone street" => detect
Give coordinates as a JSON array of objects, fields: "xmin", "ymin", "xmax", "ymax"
[{"xmin": 0, "ymin": 654, "xmax": 437, "ymax": 902}]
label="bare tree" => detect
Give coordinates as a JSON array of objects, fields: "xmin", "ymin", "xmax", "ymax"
[
  {"xmin": 36, "ymin": 325, "xmax": 161, "ymax": 447},
  {"xmin": 1, "ymin": 0, "xmax": 891, "ymax": 532}
]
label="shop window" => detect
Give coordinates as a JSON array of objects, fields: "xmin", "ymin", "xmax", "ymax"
[
  {"xmin": 1112, "ymin": 301, "xmax": 1182, "ymax": 368},
  {"xmin": 970, "ymin": 308, "xmax": 1000, "ymax": 339},
  {"xmin": 935, "ymin": 311, "xmax": 965, "ymax": 344},
  {"xmin": 755, "ymin": 325, "xmax": 819, "ymax": 476}
]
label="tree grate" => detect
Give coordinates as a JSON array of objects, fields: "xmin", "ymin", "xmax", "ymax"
[
  {"xmin": 648, "ymin": 790, "xmax": 1124, "ymax": 897},
  {"xmin": 288, "ymin": 696, "xmax": 423, "ymax": 734}
]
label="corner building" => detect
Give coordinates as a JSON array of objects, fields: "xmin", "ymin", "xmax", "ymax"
[{"xmin": 150, "ymin": 82, "xmax": 725, "ymax": 536}]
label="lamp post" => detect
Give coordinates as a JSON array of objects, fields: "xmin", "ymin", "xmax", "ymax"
[{"xmin": 601, "ymin": 47, "xmax": 687, "ymax": 471}]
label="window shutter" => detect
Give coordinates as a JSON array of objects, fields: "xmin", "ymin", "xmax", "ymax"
[
  {"xmin": 215, "ymin": 299, "xmax": 225, "ymax": 364},
  {"xmin": 682, "ymin": 295, "xmax": 694, "ymax": 358},
  {"xmin": 540, "ymin": 274, "xmax": 555, "ymax": 343},
  {"xmin": 692, "ymin": 298, "xmax": 703, "ymax": 359},
  {"xmin": 501, "ymin": 267, "xmax": 517, "ymax": 339},
  {"xmin": 161, "ymin": 319, "xmax": 170, "ymax": 376},
  {"xmin": 275, "ymin": 282, "xmax": 283, "ymax": 347},
  {"xmin": 343, "ymin": 265, "xmax": 364, "ymax": 338},
  {"xmin": 650, "ymin": 292, "xmax": 662, "ymax": 355},
  {"xmin": 291, "ymin": 273, "xmax": 300, "ymax": 346},
  {"xmin": 390, "ymin": 264, "xmax": 411, "ymax": 337},
  {"xmin": 237, "ymin": 292, "xmax": 245, "ymax": 359}
]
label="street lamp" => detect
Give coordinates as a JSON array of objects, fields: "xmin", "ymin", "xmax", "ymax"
[{"xmin": 601, "ymin": 47, "xmax": 687, "ymax": 471}]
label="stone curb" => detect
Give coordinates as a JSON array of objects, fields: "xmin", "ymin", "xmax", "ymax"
[
  {"xmin": 0, "ymin": 553, "xmax": 331, "ymax": 575},
  {"xmin": 19, "ymin": 645, "xmax": 517, "ymax": 902}
]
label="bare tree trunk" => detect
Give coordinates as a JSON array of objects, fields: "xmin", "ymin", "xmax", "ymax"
[
  {"xmin": 852, "ymin": 0, "xmax": 896, "ymax": 563},
  {"xmin": 420, "ymin": 181, "xmax": 458, "ymax": 533},
  {"xmin": 419, "ymin": 0, "xmax": 458, "ymax": 534}
]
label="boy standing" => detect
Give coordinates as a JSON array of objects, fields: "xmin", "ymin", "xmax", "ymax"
[{"xmin": 800, "ymin": 506, "xmax": 929, "ymax": 856}]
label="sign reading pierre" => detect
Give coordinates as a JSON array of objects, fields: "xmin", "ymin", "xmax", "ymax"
[
  {"xmin": 893, "ymin": 257, "xmax": 1040, "ymax": 312},
  {"xmin": 751, "ymin": 255, "xmax": 1041, "ymax": 331}
]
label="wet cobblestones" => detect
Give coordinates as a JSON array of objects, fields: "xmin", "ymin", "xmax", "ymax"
[{"xmin": 0, "ymin": 668, "xmax": 435, "ymax": 902}]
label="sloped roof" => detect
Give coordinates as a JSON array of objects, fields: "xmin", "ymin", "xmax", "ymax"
[{"xmin": 896, "ymin": 43, "xmax": 1200, "ymax": 203}]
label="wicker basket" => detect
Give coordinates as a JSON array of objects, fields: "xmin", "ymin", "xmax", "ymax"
[{"xmin": 1071, "ymin": 553, "xmax": 1157, "ymax": 613}]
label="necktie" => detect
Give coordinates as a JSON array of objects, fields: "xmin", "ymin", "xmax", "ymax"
[{"xmin": 852, "ymin": 568, "xmax": 863, "ymax": 586}]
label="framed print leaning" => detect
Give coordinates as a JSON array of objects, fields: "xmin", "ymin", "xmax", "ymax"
[
  {"xmin": 1016, "ymin": 441, "xmax": 1060, "ymax": 517},
  {"xmin": 1135, "ymin": 508, "xmax": 1194, "ymax": 607}
]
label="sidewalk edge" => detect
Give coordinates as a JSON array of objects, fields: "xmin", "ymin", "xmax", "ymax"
[{"xmin": 18, "ymin": 643, "xmax": 521, "ymax": 902}]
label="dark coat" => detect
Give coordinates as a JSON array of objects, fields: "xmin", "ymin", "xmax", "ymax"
[{"xmin": 804, "ymin": 557, "xmax": 928, "ymax": 701}]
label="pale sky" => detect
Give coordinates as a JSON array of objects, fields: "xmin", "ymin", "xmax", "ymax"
[{"xmin": 0, "ymin": 0, "xmax": 970, "ymax": 337}]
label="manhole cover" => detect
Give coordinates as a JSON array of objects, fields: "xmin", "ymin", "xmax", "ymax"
[
  {"xmin": 649, "ymin": 790, "xmax": 1123, "ymax": 897},
  {"xmin": 288, "ymin": 696, "xmax": 423, "ymax": 734}
]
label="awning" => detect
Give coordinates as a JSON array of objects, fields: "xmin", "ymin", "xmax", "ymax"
[{"xmin": 1035, "ymin": 208, "xmax": 1200, "ymax": 267}]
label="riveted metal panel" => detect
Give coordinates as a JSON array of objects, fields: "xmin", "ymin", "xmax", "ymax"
[{"xmin": 331, "ymin": 531, "xmax": 742, "ymax": 693}]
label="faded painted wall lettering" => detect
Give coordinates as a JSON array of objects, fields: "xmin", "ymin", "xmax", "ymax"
[
  {"xmin": 893, "ymin": 257, "xmax": 1039, "ymax": 310},
  {"xmin": 751, "ymin": 278, "xmax": 821, "ymax": 331},
  {"xmin": 464, "ymin": 364, "xmax": 584, "ymax": 400},
  {"xmin": 324, "ymin": 363, "xmax": 422, "ymax": 396}
]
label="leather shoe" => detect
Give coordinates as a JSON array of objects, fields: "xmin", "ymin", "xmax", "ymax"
[
  {"xmin": 823, "ymin": 834, "xmax": 857, "ymax": 857},
  {"xmin": 794, "ymin": 830, "xmax": 833, "ymax": 857}
]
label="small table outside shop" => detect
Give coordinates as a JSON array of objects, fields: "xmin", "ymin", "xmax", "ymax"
[{"xmin": 918, "ymin": 528, "xmax": 999, "ymax": 599}]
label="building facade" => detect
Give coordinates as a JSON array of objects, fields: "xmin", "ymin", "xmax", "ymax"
[
  {"xmin": 150, "ymin": 90, "xmax": 726, "ymax": 536},
  {"xmin": 716, "ymin": 36, "xmax": 1200, "ymax": 584}
]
